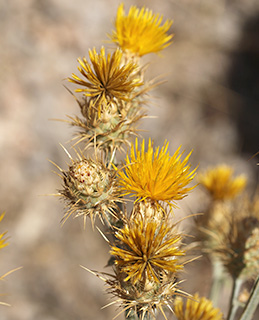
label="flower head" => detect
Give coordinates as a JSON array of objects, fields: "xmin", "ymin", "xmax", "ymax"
[
  {"xmin": 198, "ymin": 164, "xmax": 247, "ymax": 201},
  {"xmin": 110, "ymin": 212, "xmax": 185, "ymax": 284},
  {"xmin": 174, "ymin": 293, "xmax": 223, "ymax": 320},
  {"xmin": 117, "ymin": 139, "xmax": 196, "ymax": 207},
  {"xmin": 109, "ymin": 4, "xmax": 173, "ymax": 57},
  {"xmin": 68, "ymin": 47, "xmax": 141, "ymax": 115}
]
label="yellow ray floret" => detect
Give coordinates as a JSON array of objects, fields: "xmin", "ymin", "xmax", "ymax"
[
  {"xmin": 109, "ymin": 3, "xmax": 173, "ymax": 57},
  {"xmin": 0, "ymin": 213, "xmax": 8, "ymax": 250},
  {"xmin": 198, "ymin": 164, "xmax": 247, "ymax": 201},
  {"xmin": 117, "ymin": 139, "xmax": 196, "ymax": 206},
  {"xmin": 174, "ymin": 293, "xmax": 223, "ymax": 320},
  {"xmin": 68, "ymin": 47, "xmax": 141, "ymax": 115}
]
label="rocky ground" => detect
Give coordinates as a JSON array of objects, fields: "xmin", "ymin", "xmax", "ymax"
[{"xmin": 0, "ymin": 0, "xmax": 259, "ymax": 319}]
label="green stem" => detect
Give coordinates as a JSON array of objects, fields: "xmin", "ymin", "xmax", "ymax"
[
  {"xmin": 227, "ymin": 277, "xmax": 243, "ymax": 320},
  {"xmin": 239, "ymin": 276, "xmax": 259, "ymax": 320},
  {"xmin": 210, "ymin": 259, "xmax": 225, "ymax": 307}
]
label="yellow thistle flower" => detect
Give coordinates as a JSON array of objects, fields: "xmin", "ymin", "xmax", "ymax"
[
  {"xmin": 110, "ymin": 213, "xmax": 185, "ymax": 284},
  {"xmin": 109, "ymin": 3, "xmax": 173, "ymax": 57},
  {"xmin": 68, "ymin": 47, "xmax": 141, "ymax": 115},
  {"xmin": 0, "ymin": 213, "xmax": 8, "ymax": 250},
  {"xmin": 117, "ymin": 139, "xmax": 196, "ymax": 207},
  {"xmin": 174, "ymin": 293, "xmax": 223, "ymax": 320},
  {"xmin": 198, "ymin": 164, "xmax": 247, "ymax": 201}
]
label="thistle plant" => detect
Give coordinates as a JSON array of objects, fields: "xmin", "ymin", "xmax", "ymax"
[{"xmin": 53, "ymin": 3, "xmax": 259, "ymax": 320}]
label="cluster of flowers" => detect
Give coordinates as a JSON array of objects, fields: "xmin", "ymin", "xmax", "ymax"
[
  {"xmin": 198, "ymin": 165, "xmax": 259, "ymax": 280},
  {"xmin": 54, "ymin": 3, "xmax": 259, "ymax": 320},
  {"xmin": 197, "ymin": 165, "xmax": 259, "ymax": 319}
]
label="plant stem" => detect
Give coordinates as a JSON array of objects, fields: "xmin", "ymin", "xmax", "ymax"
[
  {"xmin": 210, "ymin": 259, "xmax": 225, "ymax": 307},
  {"xmin": 126, "ymin": 310, "xmax": 138, "ymax": 320},
  {"xmin": 239, "ymin": 276, "xmax": 259, "ymax": 320},
  {"xmin": 227, "ymin": 277, "xmax": 243, "ymax": 320},
  {"xmin": 125, "ymin": 310, "xmax": 151, "ymax": 320}
]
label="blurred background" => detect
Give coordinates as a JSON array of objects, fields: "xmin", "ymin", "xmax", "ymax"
[{"xmin": 0, "ymin": 0, "xmax": 259, "ymax": 319}]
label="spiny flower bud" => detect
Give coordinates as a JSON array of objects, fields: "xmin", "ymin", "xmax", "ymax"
[
  {"xmin": 69, "ymin": 98, "xmax": 144, "ymax": 152},
  {"xmin": 66, "ymin": 159, "xmax": 109, "ymax": 196},
  {"xmin": 53, "ymin": 149, "xmax": 121, "ymax": 227},
  {"xmin": 102, "ymin": 269, "xmax": 188, "ymax": 320}
]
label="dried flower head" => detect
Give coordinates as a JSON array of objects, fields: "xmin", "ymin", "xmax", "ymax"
[
  {"xmin": 174, "ymin": 293, "xmax": 223, "ymax": 320},
  {"xmin": 110, "ymin": 211, "xmax": 185, "ymax": 284},
  {"xmin": 117, "ymin": 139, "xmax": 196, "ymax": 207},
  {"xmin": 109, "ymin": 3, "xmax": 173, "ymax": 57},
  {"xmin": 212, "ymin": 195, "xmax": 259, "ymax": 279},
  {"xmin": 68, "ymin": 47, "xmax": 141, "ymax": 115},
  {"xmin": 52, "ymin": 148, "xmax": 121, "ymax": 227},
  {"xmin": 198, "ymin": 164, "xmax": 247, "ymax": 201}
]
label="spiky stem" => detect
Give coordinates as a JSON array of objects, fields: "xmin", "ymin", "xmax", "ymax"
[{"xmin": 239, "ymin": 276, "xmax": 259, "ymax": 320}]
